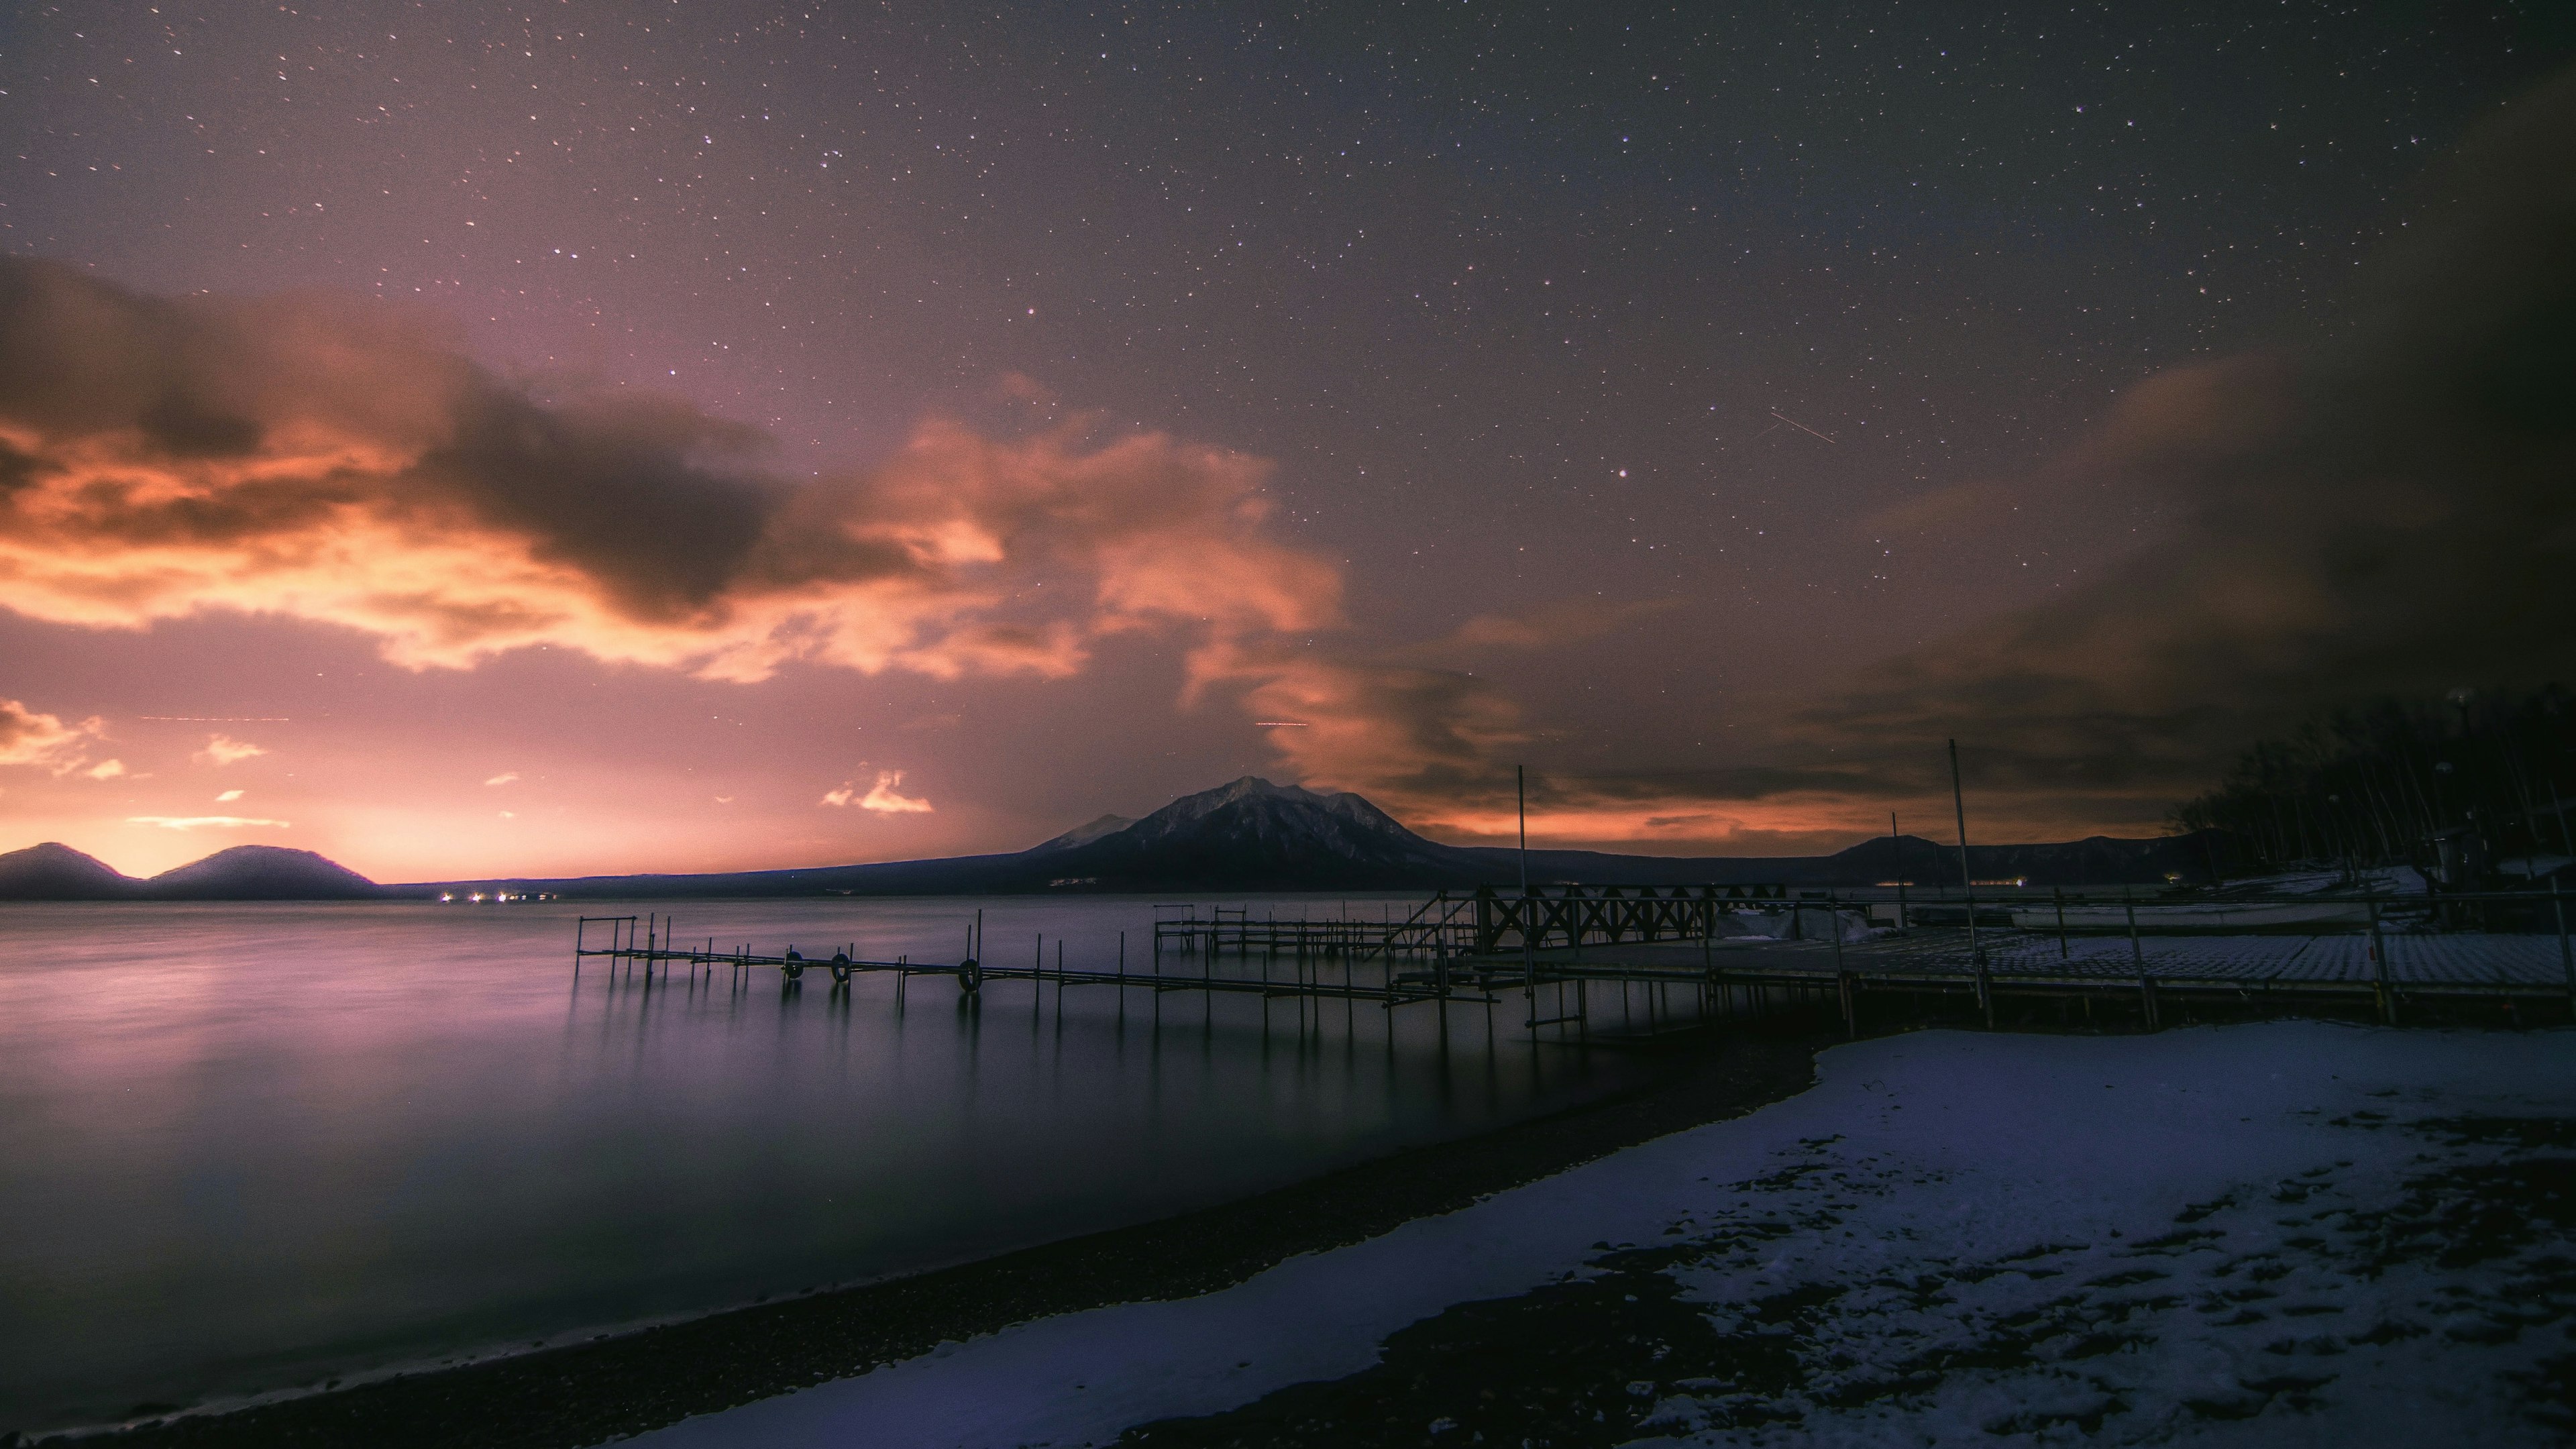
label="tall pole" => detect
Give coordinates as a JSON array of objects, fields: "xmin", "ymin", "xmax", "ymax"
[
  {"xmin": 1950, "ymin": 739, "xmax": 1984, "ymax": 966},
  {"xmin": 1517, "ymin": 765, "xmax": 1530, "ymax": 896},
  {"xmin": 1517, "ymin": 764, "xmax": 1534, "ymax": 1034},
  {"xmin": 1890, "ymin": 810, "xmax": 1909, "ymax": 930}
]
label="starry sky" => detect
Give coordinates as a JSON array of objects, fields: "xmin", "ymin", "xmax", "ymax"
[{"xmin": 1, "ymin": 2, "xmax": 2571, "ymax": 880}]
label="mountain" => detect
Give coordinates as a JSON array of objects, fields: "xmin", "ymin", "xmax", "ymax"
[
  {"xmin": 142, "ymin": 845, "xmax": 383, "ymax": 900},
  {"xmin": 1, "ymin": 788, "xmax": 2232, "ymax": 902},
  {"xmin": 0, "ymin": 842, "xmax": 139, "ymax": 900},
  {"xmin": 411, "ymin": 780, "xmax": 2231, "ymax": 900},
  {"xmin": 1030, "ymin": 813, "xmax": 1136, "ymax": 851},
  {"xmin": 1022, "ymin": 777, "xmax": 1475, "ymax": 890}
]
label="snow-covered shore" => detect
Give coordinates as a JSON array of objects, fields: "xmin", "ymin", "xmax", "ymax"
[{"xmin": 627, "ymin": 1023, "xmax": 2576, "ymax": 1447}]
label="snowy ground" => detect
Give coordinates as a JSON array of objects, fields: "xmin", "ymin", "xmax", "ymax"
[
  {"xmin": 1857, "ymin": 927, "xmax": 2576, "ymax": 985},
  {"xmin": 621, "ymin": 1024, "xmax": 2575, "ymax": 1448}
]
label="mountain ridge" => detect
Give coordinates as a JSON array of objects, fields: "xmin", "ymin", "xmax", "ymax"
[
  {"xmin": 419, "ymin": 776, "xmax": 2229, "ymax": 898},
  {"xmin": 1, "ymin": 777, "xmax": 2230, "ymax": 901},
  {"xmin": 0, "ymin": 842, "xmax": 384, "ymax": 900}
]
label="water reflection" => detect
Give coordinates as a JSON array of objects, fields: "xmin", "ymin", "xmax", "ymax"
[{"xmin": 0, "ymin": 897, "xmax": 1652, "ymax": 1434}]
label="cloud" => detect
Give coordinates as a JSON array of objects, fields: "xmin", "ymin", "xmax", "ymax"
[
  {"xmin": 1238, "ymin": 68, "xmax": 2576, "ymax": 849},
  {"xmin": 860, "ymin": 770, "xmax": 934, "ymax": 813},
  {"xmin": 83, "ymin": 758, "xmax": 125, "ymax": 780},
  {"xmin": 0, "ymin": 260, "xmax": 1340, "ymax": 688},
  {"xmin": 1776, "ymin": 68, "xmax": 2576, "ymax": 816},
  {"xmin": 216, "ymin": 788, "xmax": 244, "ymax": 801},
  {"xmin": 1220, "ymin": 649, "xmax": 1527, "ymax": 803},
  {"xmin": 128, "ymin": 814, "xmax": 290, "ymax": 830},
  {"xmin": 0, "ymin": 697, "xmax": 102, "ymax": 772},
  {"xmin": 193, "ymin": 734, "xmax": 266, "ymax": 766},
  {"xmin": 823, "ymin": 769, "xmax": 934, "ymax": 813},
  {"xmin": 484, "ymin": 771, "xmax": 520, "ymax": 786}
]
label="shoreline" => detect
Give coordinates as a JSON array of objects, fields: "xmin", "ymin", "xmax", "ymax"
[{"xmin": 69, "ymin": 1030, "xmax": 1823, "ymax": 1449}]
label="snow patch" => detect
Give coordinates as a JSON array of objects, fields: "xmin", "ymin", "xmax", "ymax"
[{"xmin": 627, "ymin": 1024, "xmax": 2576, "ymax": 1448}]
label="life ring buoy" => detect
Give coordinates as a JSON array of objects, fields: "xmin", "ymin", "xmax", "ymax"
[
  {"xmin": 831, "ymin": 951, "xmax": 852, "ymax": 985},
  {"xmin": 957, "ymin": 957, "xmax": 981, "ymax": 994},
  {"xmin": 782, "ymin": 948, "xmax": 805, "ymax": 981}
]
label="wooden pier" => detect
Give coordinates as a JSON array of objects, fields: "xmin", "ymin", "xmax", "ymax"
[{"xmin": 572, "ymin": 880, "xmax": 2576, "ymax": 1042}]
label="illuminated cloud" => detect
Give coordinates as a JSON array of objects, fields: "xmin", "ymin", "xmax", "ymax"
[
  {"xmin": 128, "ymin": 815, "xmax": 290, "ymax": 830},
  {"xmin": 193, "ymin": 734, "xmax": 266, "ymax": 767},
  {"xmin": 1218, "ymin": 647, "xmax": 1525, "ymax": 806},
  {"xmin": 0, "ymin": 260, "xmax": 1338, "ymax": 690},
  {"xmin": 485, "ymin": 771, "xmax": 520, "ymax": 786},
  {"xmin": 216, "ymin": 788, "xmax": 244, "ymax": 802},
  {"xmin": 822, "ymin": 770, "xmax": 934, "ymax": 813},
  {"xmin": 0, "ymin": 697, "xmax": 102, "ymax": 773},
  {"xmin": 859, "ymin": 770, "xmax": 933, "ymax": 814},
  {"xmin": 83, "ymin": 759, "xmax": 127, "ymax": 780}
]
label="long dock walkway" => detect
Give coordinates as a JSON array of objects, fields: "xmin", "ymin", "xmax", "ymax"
[{"xmin": 572, "ymin": 881, "xmax": 2576, "ymax": 1041}]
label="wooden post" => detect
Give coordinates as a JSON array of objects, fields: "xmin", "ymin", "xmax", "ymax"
[
  {"xmin": 1950, "ymin": 739, "xmax": 1986, "ymax": 967},
  {"xmin": 2053, "ymin": 886, "xmax": 2070, "ymax": 959},
  {"xmin": 2367, "ymin": 894, "xmax": 2394, "ymax": 1025},
  {"xmin": 2556, "ymin": 879, "xmax": 2574, "ymax": 1019}
]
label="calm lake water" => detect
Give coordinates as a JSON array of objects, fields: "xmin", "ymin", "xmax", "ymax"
[{"xmin": 0, "ymin": 896, "xmax": 1652, "ymax": 1433}]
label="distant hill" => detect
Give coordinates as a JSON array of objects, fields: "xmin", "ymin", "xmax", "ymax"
[
  {"xmin": 415, "ymin": 776, "xmax": 2231, "ymax": 900},
  {"xmin": 0, "ymin": 779, "xmax": 2229, "ymax": 902},
  {"xmin": 0, "ymin": 842, "xmax": 138, "ymax": 900},
  {"xmin": 142, "ymin": 845, "xmax": 384, "ymax": 900},
  {"xmin": 1030, "ymin": 813, "xmax": 1136, "ymax": 852},
  {"xmin": 0, "ymin": 841, "xmax": 385, "ymax": 902}
]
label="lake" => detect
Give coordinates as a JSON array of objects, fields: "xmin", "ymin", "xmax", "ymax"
[{"xmin": 0, "ymin": 896, "xmax": 1652, "ymax": 1434}]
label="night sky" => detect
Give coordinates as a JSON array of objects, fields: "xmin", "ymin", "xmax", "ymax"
[{"xmin": 2, "ymin": 3, "xmax": 2570, "ymax": 879}]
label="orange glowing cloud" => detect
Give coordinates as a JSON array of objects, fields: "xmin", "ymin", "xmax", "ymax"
[
  {"xmin": 820, "ymin": 771, "xmax": 934, "ymax": 813},
  {"xmin": 0, "ymin": 260, "xmax": 1340, "ymax": 691},
  {"xmin": 0, "ymin": 697, "xmax": 107, "ymax": 775},
  {"xmin": 193, "ymin": 734, "xmax": 267, "ymax": 767},
  {"xmin": 857, "ymin": 771, "xmax": 934, "ymax": 814},
  {"xmin": 128, "ymin": 814, "xmax": 290, "ymax": 831}
]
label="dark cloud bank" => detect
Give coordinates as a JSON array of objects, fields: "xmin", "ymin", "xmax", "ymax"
[{"xmin": 1770, "ymin": 68, "xmax": 2576, "ymax": 820}]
